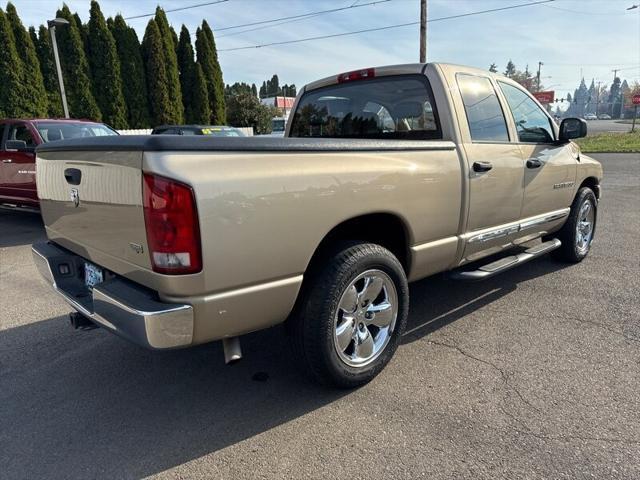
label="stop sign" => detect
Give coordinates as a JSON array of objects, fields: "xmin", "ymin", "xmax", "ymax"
[{"xmin": 633, "ymin": 94, "xmax": 640, "ymax": 105}]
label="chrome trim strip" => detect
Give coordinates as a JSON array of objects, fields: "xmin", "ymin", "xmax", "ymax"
[{"xmin": 467, "ymin": 208, "xmax": 570, "ymax": 244}]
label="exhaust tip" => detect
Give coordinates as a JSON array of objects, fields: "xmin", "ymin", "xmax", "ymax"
[{"xmin": 222, "ymin": 337, "xmax": 242, "ymax": 364}]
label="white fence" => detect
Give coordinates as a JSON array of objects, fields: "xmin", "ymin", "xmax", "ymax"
[{"xmin": 117, "ymin": 127, "xmax": 254, "ymax": 136}]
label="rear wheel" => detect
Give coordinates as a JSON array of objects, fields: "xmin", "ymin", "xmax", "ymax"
[
  {"xmin": 553, "ymin": 187, "xmax": 597, "ymax": 262},
  {"xmin": 287, "ymin": 242, "xmax": 409, "ymax": 388}
]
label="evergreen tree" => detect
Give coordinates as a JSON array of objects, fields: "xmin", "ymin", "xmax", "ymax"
[
  {"xmin": 6, "ymin": 3, "xmax": 48, "ymax": 117},
  {"xmin": 142, "ymin": 19, "xmax": 173, "ymax": 125},
  {"xmin": 251, "ymin": 83, "xmax": 257, "ymax": 98},
  {"xmin": 196, "ymin": 20, "xmax": 225, "ymax": 123},
  {"xmin": 0, "ymin": 8, "xmax": 24, "ymax": 117},
  {"xmin": 489, "ymin": 63, "xmax": 498, "ymax": 73},
  {"xmin": 55, "ymin": 5, "xmax": 101, "ymax": 120},
  {"xmin": 109, "ymin": 14, "xmax": 150, "ymax": 128},
  {"xmin": 87, "ymin": 1, "xmax": 127, "ymax": 128},
  {"xmin": 191, "ymin": 63, "xmax": 211, "ymax": 124},
  {"xmin": 259, "ymin": 81, "xmax": 266, "ymax": 98},
  {"xmin": 32, "ymin": 25, "xmax": 64, "ymax": 117},
  {"xmin": 177, "ymin": 25, "xmax": 196, "ymax": 123},
  {"xmin": 504, "ymin": 60, "xmax": 516, "ymax": 77},
  {"xmin": 154, "ymin": 7, "xmax": 184, "ymax": 122}
]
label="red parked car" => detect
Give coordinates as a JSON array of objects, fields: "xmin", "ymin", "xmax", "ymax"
[{"xmin": 0, "ymin": 119, "xmax": 118, "ymax": 210}]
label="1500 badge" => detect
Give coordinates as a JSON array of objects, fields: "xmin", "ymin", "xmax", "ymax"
[{"xmin": 553, "ymin": 181, "xmax": 575, "ymax": 190}]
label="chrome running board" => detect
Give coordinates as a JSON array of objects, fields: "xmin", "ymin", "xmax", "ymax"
[{"xmin": 450, "ymin": 239, "xmax": 561, "ymax": 281}]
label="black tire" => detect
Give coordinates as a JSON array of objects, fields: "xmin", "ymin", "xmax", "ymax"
[
  {"xmin": 287, "ymin": 242, "xmax": 409, "ymax": 388},
  {"xmin": 553, "ymin": 187, "xmax": 597, "ymax": 263}
]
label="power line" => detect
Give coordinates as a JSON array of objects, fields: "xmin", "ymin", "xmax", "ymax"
[
  {"xmin": 217, "ymin": 0, "xmax": 392, "ymax": 33},
  {"xmin": 219, "ymin": 0, "xmax": 555, "ymax": 52},
  {"xmin": 124, "ymin": 0, "xmax": 229, "ymax": 21},
  {"xmin": 218, "ymin": 0, "xmax": 393, "ymax": 38}
]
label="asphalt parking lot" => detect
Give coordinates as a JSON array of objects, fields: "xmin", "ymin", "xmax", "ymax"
[
  {"xmin": 586, "ymin": 119, "xmax": 634, "ymax": 135},
  {"xmin": 1, "ymin": 153, "xmax": 638, "ymax": 479}
]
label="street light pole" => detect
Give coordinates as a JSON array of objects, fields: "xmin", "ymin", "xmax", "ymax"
[
  {"xmin": 47, "ymin": 18, "xmax": 70, "ymax": 119},
  {"xmin": 419, "ymin": 0, "xmax": 427, "ymax": 63},
  {"xmin": 536, "ymin": 61, "xmax": 543, "ymax": 92}
]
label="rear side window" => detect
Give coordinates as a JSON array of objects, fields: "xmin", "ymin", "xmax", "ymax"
[
  {"xmin": 498, "ymin": 81, "xmax": 555, "ymax": 143},
  {"xmin": 7, "ymin": 123, "xmax": 37, "ymax": 147},
  {"xmin": 289, "ymin": 75, "xmax": 441, "ymax": 140},
  {"xmin": 457, "ymin": 74, "xmax": 509, "ymax": 142}
]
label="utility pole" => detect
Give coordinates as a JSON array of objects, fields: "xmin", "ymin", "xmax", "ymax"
[
  {"xmin": 47, "ymin": 17, "xmax": 70, "ymax": 119},
  {"xmin": 536, "ymin": 61, "xmax": 543, "ymax": 92},
  {"xmin": 419, "ymin": 0, "xmax": 427, "ymax": 63}
]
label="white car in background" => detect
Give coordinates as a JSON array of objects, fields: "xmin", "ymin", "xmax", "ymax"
[{"xmin": 584, "ymin": 113, "xmax": 597, "ymax": 120}]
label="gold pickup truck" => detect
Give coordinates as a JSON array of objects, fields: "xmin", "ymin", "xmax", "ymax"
[{"xmin": 32, "ymin": 63, "xmax": 602, "ymax": 387}]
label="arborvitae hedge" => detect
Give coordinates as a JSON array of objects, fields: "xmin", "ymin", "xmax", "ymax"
[
  {"xmin": 0, "ymin": 8, "xmax": 24, "ymax": 118},
  {"xmin": 86, "ymin": 1, "xmax": 127, "ymax": 128},
  {"xmin": 6, "ymin": 3, "xmax": 47, "ymax": 117},
  {"xmin": 109, "ymin": 15, "xmax": 150, "ymax": 128},
  {"xmin": 196, "ymin": 20, "xmax": 225, "ymax": 124},
  {"xmin": 142, "ymin": 19, "xmax": 173, "ymax": 126},
  {"xmin": 32, "ymin": 25, "xmax": 64, "ymax": 117},
  {"xmin": 55, "ymin": 5, "xmax": 101, "ymax": 120},
  {"xmin": 192, "ymin": 63, "xmax": 211, "ymax": 124},
  {"xmin": 154, "ymin": 7, "xmax": 184, "ymax": 123}
]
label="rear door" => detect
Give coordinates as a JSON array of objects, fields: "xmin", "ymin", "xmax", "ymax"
[
  {"xmin": 497, "ymin": 81, "xmax": 577, "ymax": 219},
  {"xmin": 454, "ymin": 73, "xmax": 525, "ymax": 260},
  {"xmin": 0, "ymin": 122, "xmax": 39, "ymax": 205}
]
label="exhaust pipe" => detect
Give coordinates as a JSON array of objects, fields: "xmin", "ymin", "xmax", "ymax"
[
  {"xmin": 222, "ymin": 337, "xmax": 242, "ymax": 364},
  {"xmin": 69, "ymin": 312, "xmax": 97, "ymax": 330}
]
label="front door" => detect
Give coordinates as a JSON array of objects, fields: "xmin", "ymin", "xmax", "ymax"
[
  {"xmin": 0, "ymin": 122, "xmax": 39, "ymax": 205},
  {"xmin": 455, "ymin": 73, "xmax": 525, "ymax": 260},
  {"xmin": 497, "ymin": 81, "xmax": 577, "ymax": 220}
]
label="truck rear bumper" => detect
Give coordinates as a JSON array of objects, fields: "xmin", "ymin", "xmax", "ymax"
[{"xmin": 32, "ymin": 241, "xmax": 194, "ymax": 349}]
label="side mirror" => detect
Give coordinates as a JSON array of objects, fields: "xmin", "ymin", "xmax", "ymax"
[
  {"xmin": 5, "ymin": 140, "xmax": 31, "ymax": 152},
  {"xmin": 559, "ymin": 117, "xmax": 587, "ymax": 142}
]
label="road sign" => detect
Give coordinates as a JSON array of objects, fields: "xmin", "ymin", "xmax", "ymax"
[
  {"xmin": 533, "ymin": 91, "xmax": 555, "ymax": 104},
  {"xmin": 632, "ymin": 94, "xmax": 640, "ymax": 105}
]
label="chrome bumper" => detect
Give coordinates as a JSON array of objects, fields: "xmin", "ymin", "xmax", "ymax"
[{"xmin": 32, "ymin": 242, "xmax": 194, "ymax": 349}]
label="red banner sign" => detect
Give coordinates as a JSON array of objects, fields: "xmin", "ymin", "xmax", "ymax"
[
  {"xmin": 533, "ymin": 91, "xmax": 555, "ymax": 104},
  {"xmin": 632, "ymin": 94, "xmax": 640, "ymax": 105}
]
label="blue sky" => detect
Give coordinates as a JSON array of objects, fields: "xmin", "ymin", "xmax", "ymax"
[{"xmin": 10, "ymin": 0, "xmax": 640, "ymax": 101}]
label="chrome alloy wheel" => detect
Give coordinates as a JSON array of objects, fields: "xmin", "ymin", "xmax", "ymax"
[
  {"xmin": 576, "ymin": 199, "xmax": 595, "ymax": 254},
  {"xmin": 333, "ymin": 269, "xmax": 398, "ymax": 367}
]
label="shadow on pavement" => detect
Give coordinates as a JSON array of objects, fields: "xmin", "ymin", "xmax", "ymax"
[
  {"xmin": 0, "ymin": 241, "xmax": 569, "ymax": 478},
  {"xmin": 0, "ymin": 210, "xmax": 45, "ymax": 248}
]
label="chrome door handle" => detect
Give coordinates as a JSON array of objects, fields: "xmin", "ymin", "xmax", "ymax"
[{"xmin": 1, "ymin": 159, "xmax": 12, "ymax": 163}]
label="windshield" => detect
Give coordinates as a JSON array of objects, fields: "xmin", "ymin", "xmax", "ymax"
[
  {"xmin": 272, "ymin": 119, "xmax": 286, "ymax": 132},
  {"xmin": 35, "ymin": 122, "xmax": 118, "ymax": 142},
  {"xmin": 201, "ymin": 127, "xmax": 244, "ymax": 137},
  {"xmin": 289, "ymin": 75, "xmax": 441, "ymax": 140}
]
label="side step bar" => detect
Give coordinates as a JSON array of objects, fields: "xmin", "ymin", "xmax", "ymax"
[{"xmin": 450, "ymin": 239, "xmax": 561, "ymax": 281}]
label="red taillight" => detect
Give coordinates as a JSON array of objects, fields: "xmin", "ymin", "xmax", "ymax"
[
  {"xmin": 337, "ymin": 68, "xmax": 375, "ymax": 83},
  {"xmin": 143, "ymin": 173, "xmax": 202, "ymax": 275}
]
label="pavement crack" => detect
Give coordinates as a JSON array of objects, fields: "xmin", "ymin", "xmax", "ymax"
[{"xmin": 430, "ymin": 339, "xmax": 540, "ymax": 413}]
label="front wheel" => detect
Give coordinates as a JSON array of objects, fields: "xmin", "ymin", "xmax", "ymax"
[
  {"xmin": 553, "ymin": 187, "xmax": 598, "ymax": 262},
  {"xmin": 287, "ymin": 242, "xmax": 409, "ymax": 388}
]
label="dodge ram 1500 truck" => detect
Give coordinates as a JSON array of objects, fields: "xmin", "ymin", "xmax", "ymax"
[{"xmin": 32, "ymin": 63, "xmax": 602, "ymax": 387}]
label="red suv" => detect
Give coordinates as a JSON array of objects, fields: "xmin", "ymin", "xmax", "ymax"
[{"xmin": 0, "ymin": 119, "xmax": 118, "ymax": 210}]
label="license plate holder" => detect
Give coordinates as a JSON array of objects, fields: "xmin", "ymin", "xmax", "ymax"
[{"xmin": 84, "ymin": 262, "xmax": 104, "ymax": 289}]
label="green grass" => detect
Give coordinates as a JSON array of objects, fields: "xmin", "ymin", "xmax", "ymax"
[{"xmin": 576, "ymin": 130, "xmax": 640, "ymax": 153}]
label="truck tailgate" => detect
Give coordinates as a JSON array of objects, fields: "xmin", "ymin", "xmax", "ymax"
[{"xmin": 36, "ymin": 149, "xmax": 152, "ymax": 273}]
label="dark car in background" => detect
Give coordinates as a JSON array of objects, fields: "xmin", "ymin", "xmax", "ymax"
[
  {"xmin": 0, "ymin": 118, "xmax": 118, "ymax": 211},
  {"xmin": 151, "ymin": 125, "xmax": 246, "ymax": 137}
]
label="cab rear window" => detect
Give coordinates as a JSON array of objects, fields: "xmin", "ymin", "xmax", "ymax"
[{"xmin": 289, "ymin": 75, "xmax": 441, "ymax": 140}]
